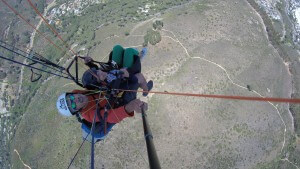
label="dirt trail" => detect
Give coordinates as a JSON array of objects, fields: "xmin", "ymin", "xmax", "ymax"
[
  {"xmin": 160, "ymin": 26, "xmax": 300, "ymax": 167},
  {"xmin": 246, "ymin": 0, "xmax": 296, "ymax": 137},
  {"xmin": 0, "ymin": 79, "xmax": 8, "ymax": 113},
  {"xmin": 129, "ymin": 17, "xmax": 155, "ymax": 35},
  {"xmin": 17, "ymin": 0, "xmax": 56, "ymax": 96},
  {"xmin": 159, "ymin": 14, "xmax": 299, "ymax": 168},
  {"xmin": 124, "ymin": 8, "xmax": 297, "ymax": 166},
  {"xmin": 85, "ymin": 1, "xmax": 298, "ymax": 166},
  {"xmin": 14, "ymin": 149, "xmax": 32, "ymax": 169}
]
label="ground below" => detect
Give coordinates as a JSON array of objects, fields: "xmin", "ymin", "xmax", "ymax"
[{"xmin": 10, "ymin": 0, "xmax": 299, "ymax": 168}]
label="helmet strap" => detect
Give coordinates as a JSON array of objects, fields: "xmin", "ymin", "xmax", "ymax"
[{"xmin": 71, "ymin": 107, "xmax": 83, "ymax": 115}]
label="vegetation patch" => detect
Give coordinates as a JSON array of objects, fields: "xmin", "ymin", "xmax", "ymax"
[
  {"xmin": 153, "ymin": 20, "xmax": 164, "ymax": 30},
  {"xmin": 143, "ymin": 29, "xmax": 161, "ymax": 46},
  {"xmin": 233, "ymin": 123, "xmax": 253, "ymax": 136},
  {"xmin": 194, "ymin": 1, "xmax": 210, "ymax": 14}
]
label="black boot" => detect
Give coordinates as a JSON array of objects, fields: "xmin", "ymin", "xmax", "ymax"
[{"xmin": 143, "ymin": 80, "xmax": 153, "ymax": 97}]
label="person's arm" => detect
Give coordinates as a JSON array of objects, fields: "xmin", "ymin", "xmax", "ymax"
[
  {"xmin": 81, "ymin": 105, "xmax": 130, "ymax": 124},
  {"xmin": 105, "ymin": 99, "xmax": 147, "ymax": 123},
  {"xmin": 83, "ymin": 56, "xmax": 100, "ymax": 69},
  {"xmin": 105, "ymin": 106, "xmax": 133, "ymax": 124},
  {"xmin": 86, "ymin": 62, "xmax": 99, "ymax": 69}
]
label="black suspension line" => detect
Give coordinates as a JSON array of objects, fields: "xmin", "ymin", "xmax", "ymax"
[
  {"xmin": 0, "ymin": 40, "xmax": 64, "ymax": 69},
  {"xmin": 0, "ymin": 44, "xmax": 66, "ymax": 76},
  {"xmin": 0, "ymin": 54, "xmax": 71, "ymax": 80},
  {"xmin": 0, "ymin": 40, "xmax": 67, "ymax": 74},
  {"xmin": 67, "ymin": 133, "xmax": 90, "ymax": 169},
  {"xmin": 0, "ymin": 42, "xmax": 87, "ymax": 86}
]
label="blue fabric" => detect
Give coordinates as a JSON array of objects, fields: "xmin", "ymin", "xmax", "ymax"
[
  {"xmin": 81, "ymin": 123, "xmax": 115, "ymax": 143},
  {"xmin": 140, "ymin": 47, "xmax": 148, "ymax": 60},
  {"xmin": 106, "ymin": 70, "xmax": 123, "ymax": 83},
  {"xmin": 82, "ymin": 67, "xmax": 99, "ymax": 89}
]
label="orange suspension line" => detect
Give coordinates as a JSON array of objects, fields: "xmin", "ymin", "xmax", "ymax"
[{"xmin": 117, "ymin": 89, "xmax": 300, "ymax": 104}]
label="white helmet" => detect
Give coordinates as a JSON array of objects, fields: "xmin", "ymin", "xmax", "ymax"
[{"xmin": 56, "ymin": 93, "xmax": 72, "ymax": 117}]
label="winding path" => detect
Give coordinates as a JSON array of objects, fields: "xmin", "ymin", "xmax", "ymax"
[
  {"xmin": 14, "ymin": 149, "xmax": 32, "ymax": 169},
  {"xmin": 159, "ymin": 27, "xmax": 297, "ymax": 168},
  {"xmin": 63, "ymin": 8, "xmax": 298, "ymax": 166}
]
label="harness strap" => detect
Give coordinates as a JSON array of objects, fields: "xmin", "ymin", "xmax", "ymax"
[
  {"xmin": 92, "ymin": 95, "xmax": 107, "ymax": 135},
  {"xmin": 103, "ymin": 106, "xmax": 108, "ymax": 134}
]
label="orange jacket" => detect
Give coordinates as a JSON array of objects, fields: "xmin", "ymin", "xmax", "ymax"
[{"xmin": 72, "ymin": 90, "xmax": 134, "ymax": 123}]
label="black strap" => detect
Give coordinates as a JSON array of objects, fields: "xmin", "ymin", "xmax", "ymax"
[
  {"xmin": 103, "ymin": 106, "xmax": 108, "ymax": 134},
  {"xmin": 30, "ymin": 68, "xmax": 42, "ymax": 82},
  {"xmin": 75, "ymin": 113, "xmax": 82, "ymax": 123},
  {"xmin": 0, "ymin": 55, "xmax": 71, "ymax": 80},
  {"xmin": 91, "ymin": 95, "xmax": 106, "ymax": 131}
]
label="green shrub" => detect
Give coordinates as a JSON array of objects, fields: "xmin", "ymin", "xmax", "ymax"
[
  {"xmin": 124, "ymin": 31, "xmax": 130, "ymax": 36},
  {"xmin": 0, "ymin": 71, "xmax": 7, "ymax": 79},
  {"xmin": 153, "ymin": 20, "xmax": 164, "ymax": 30},
  {"xmin": 22, "ymin": 31, "xmax": 31, "ymax": 44},
  {"xmin": 144, "ymin": 29, "xmax": 161, "ymax": 46},
  {"xmin": 246, "ymin": 85, "xmax": 251, "ymax": 91}
]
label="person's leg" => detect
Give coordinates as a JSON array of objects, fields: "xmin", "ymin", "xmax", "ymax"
[
  {"xmin": 120, "ymin": 76, "xmax": 139, "ymax": 104},
  {"xmin": 81, "ymin": 123, "xmax": 93, "ymax": 143},
  {"xmin": 139, "ymin": 47, "xmax": 148, "ymax": 60},
  {"xmin": 123, "ymin": 48, "xmax": 139, "ymax": 68},
  {"xmin": 112, "ymin": 45, "xmax": 124, "ymax": 66},
  {"xmin": 135, "ymin": 73, "xmax": 153, "ymax": 96},
  {"xmin": 94, "ymin": 123, "xmax": 116, "ymax": 142},
  {"xmin": 82, "ymin": 67, "xmax": 100, "ymax": 90}
]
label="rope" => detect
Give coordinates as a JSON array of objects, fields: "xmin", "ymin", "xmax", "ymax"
[
  {"xmin": 67, "ymin": 133, "xmax": 90, "ymax": 169},
  {"xmin": 2, "ymin": 0, "xmax": 105, "ymax": 85},
  {"xmin": 1, "ymin": 0, "xmax": 93, "ymax": 85},
  {"xmin": 67, "ymin": 95, "xmax": 104, "ymax": 169},
  {"xmin": 0, "ymin": 41, "xmax": 68, "ymax": 76},
  {"xmin": 114, "ymin": 89, "xmax": 300, "ymax": 104},
  {"xmin": 26, "ymin": 0, "xmax": 77, "ymax": 55},
  {"xmin": 2, "ymin": 0, "xmax": 99, "ymax": 85},
  {"xmin": 91, "ymin": 91, "xmax": 105, "ymax": 169},
  {"xmin": 0, "ymin": 54, "xmax": 71, "ymax": 79},
  {"xmin": 25, "ymin": 0, "xmax": 100, "ymax": 81},
  {"xmin": 1, "ymin": 0, "xmax": 67, "ymax": 55}
]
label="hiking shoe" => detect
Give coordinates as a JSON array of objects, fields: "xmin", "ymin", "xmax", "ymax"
[
  {"xmin": 139, "ymin": 47, "xmax": 148, "ymax": 60},
  {"xmin": 143, "ymin": 80, "xmax": 153, "ymax": 97}
]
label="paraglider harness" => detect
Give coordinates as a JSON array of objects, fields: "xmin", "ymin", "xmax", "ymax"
[
  {"xmin": 66, "ymin": 56, "xmax": 125, "ymax": 138},
  {"xmin": 72, "ymin": 90, "xmax": 116, "ymax": 139},
  {"xmin": 67, "ymin": 55, "xmax": 125, "ymax": 94}
]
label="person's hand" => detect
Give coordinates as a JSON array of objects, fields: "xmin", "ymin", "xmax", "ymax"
[
  {"xmin": 141, "ymin": 103, "xmax": 148, "ymax": 112},
  {"xmin": 84, "ymin": 56, "xmax": 93, "ymax": 64},
  {"xmin": 125, "ymin": 99, "xmax": 148, "ymax": 113},
  {"xmin": 96, "ymin": 70, "xmax": 107, "ymax": 81},
  {"xmin": 120, "ymin": 68, "xmax": 129, "ymax": 78}
]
